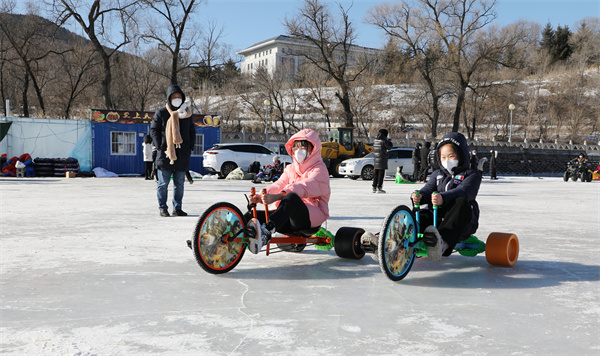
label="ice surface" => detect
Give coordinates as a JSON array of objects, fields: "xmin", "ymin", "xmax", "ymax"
[{"xmin": 1, "ymin": 175, "xmax": 598, "ymax": 355}]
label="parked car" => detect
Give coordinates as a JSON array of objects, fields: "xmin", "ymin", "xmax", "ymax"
[
  {"xmin": 203, "ymin": 143, "xmax": 292, "ymax": 178},
  {"xmin": 338, "ymin": 147, "xmax": 414, "ymax": 180}
]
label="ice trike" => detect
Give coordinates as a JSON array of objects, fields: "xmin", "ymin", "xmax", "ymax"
[
  {"xmin": 189, "ymin": 187, "xmax": 367, "ymax": 274},
  {"xmin": 189, "ymin": 188, "xmax": 519, "ymax": 282},
  {"xmin": 366, "ymin": 192, "xmax": 519, "ymax": 281}
]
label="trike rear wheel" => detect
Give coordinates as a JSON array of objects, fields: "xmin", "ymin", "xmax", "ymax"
[
  {"xmin": 192, "ymin": 202, "xmax": 246, "ymax": 274},
  {"xmin": 378, "ymin": 205, "xmax": 417, "ymax": 282},
  {"xmin": 485, "ymin": 232, "xmax": 519, "ymax": 267},
  {"xmin": 334, "ymin": 227, "xmax": 365, "ymax": 259}
]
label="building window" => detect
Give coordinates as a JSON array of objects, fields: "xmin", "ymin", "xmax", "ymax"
[
  {"xmin": 111, "ymin": 131, "xmax": 136, "ymax": 155},
  {"xmin": 265, "ymin": 58, "xmax": 268, "ymax": 65},
  {"xmin": 192, "ymin": 134, "xmax": 204, "ymax": 156}
]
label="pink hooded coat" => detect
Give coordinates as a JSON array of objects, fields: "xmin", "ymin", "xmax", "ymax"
[{"xmin": 266, "ymin": 129, "xmax": 330, "ymax": 227}]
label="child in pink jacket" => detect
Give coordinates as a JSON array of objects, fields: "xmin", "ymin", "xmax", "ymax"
[{"xmin": 247, "ymin": 129, "xmax": 330, "ymax": 253}]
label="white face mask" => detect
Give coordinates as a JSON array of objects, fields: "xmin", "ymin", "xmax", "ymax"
[
  {"xmin": 171, "ymin": 98, "xmax": 182, "ymax": 108},
  {"xmin": 294, "ymin": 148, "xmax": 308, "ymax": 163},
  {"xmin": 442, "ymin": 159, "xmax": 459, "ymax": 172}
]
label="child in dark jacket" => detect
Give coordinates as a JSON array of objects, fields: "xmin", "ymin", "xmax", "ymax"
[{"xmin": 411, "ymin": 132, "xmax": 481, "ymax": 262}]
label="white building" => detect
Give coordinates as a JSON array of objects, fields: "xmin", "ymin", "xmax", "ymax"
[{"xmin": 237, "ymin": 35, "xmax": 379, "ymax": 77}]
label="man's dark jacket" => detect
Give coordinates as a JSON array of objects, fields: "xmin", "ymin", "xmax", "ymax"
[{"xmin": 150, "ymin": 85, "xmax": 195, "ymax": 172}]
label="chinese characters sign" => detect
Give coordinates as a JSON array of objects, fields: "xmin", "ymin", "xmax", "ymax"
[{"xmin": 90, "ymin": 109, "xmax": 220, "ymax": 127}]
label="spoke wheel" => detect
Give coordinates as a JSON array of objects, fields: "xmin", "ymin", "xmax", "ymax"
[
  {"xmin": 378, "ymin": 205, "xmax": 417, "ymax": 282},
  {"xmin": 192, "ymin": 202, "xmax": 246, "ymax": 274}
]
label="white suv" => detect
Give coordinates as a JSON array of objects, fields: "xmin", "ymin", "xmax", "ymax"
[{"xmin": 203, "ymin": 143, "xmax": 292, "ymax": 178}]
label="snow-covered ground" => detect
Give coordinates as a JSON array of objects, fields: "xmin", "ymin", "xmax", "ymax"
[{"xmin": 1, "ymin": 175, "xmax": 598, "ymax": 355}]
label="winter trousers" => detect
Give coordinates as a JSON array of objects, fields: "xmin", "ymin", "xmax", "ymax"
[
  {"xmin": 418, "ymin": 197, "xmax": 476, "ymax": 256},
  {"xmin": 245, "ymin": 193, "xmax": 312, "ymax": 234},
  {"xmin": 372, "ymin": 169, "xmax": 385, "ymax": 189},
  {"xmin": 144, "ymin": 162, "xmax": 153, "ymax": 179}
]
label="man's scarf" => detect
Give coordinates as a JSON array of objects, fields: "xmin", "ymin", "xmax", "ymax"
[{"xmin": 165, "ymin": 104, "xmax": 183, "ymax": 165}]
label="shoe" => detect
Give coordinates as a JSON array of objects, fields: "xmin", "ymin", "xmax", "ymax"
[
  {"xmin": 360, "ymin": 231, "xmax": 379, "ymax": 259},
  {"xmin": 159, "ymin": 209, "xmax": 170, "ymax": 217},
  {"xmin": 377, "ymin": 188, "xmax": 386, "ymax": 194},
  {"xmin": 372, "ymin": 187, "xmax": 377, "ymax": 193},
  {"xmin": 186, "ymin": 240, "xmax": 192, "ymax": 250},
  {"xmin": 260, "ymin": 223, "xmax": 275, "ymax": 245},
  {"xmin": 422, "ymin": 225, "xmax": 443, "ymax": 262},
  {"xmin": 247, "ymin": 218, "xmax": 263, "ymax": 254},
  {"xmin": 173, "ymin": 209, "xmax": 188, "ymax": 216}
]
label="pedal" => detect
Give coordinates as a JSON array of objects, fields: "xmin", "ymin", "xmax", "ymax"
[
  {"xmin": 422, "ymin": 226, "xmax": 441, "ymax": 247},
  {"xmin": 360, "ymin": 232, "xmax": 378, "ymax": 254}
]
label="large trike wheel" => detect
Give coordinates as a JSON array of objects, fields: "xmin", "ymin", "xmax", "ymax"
[
  {"xmin": 192, "ymin": 202, "xmax": 246, "ymax": 274},
  {"xmin": 377, "ymin": 205, "xmax": 417, "ymax": 282},
  {"xmin": 334, "ymin": 227, "xmax": 365, "ymax": 259},
  {"xmin": 485, "ymin": 232, "xmax": 519, "ymax": 267}
]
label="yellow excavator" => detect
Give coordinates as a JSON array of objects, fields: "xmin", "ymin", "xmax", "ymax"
[{"xmin": 321, "ymin": 127, "xmax": 373, "ymax": 177}]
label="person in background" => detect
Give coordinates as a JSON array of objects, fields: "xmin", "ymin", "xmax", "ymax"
[
  {"xmin": 419, "ymin": 141, "xmax": 431, "ymax": 182},
  {"xmin": 470, "ymin": 150, "xmax": 479, "ymax": 170},
  {"xmin": 428, "ymin": 142, "xmax": 439, "ymax": 171},
  {"xmin": 411, "ymin": 132, "xmax": 482, "ymax": 262},
  {"xmin": 372, "ymin": 128, "xmax": 393, "ymax": 193},
  {"xmin": 150, "ymin": 84, "xmax": 195, "ymax": 217},
  {"xmin": 412, "ymin": 143, "xmax": 421, "ymax": 182},
  {"xmin": 143, "ymin": 134, "xmax": 154, "ymax": 180},
  {"xmin": 489, "ymin": 149, "xmax": 498, "ymax": 180}
]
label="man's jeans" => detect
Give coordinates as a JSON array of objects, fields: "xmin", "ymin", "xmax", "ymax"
[{"xmin": 157, "ymin": 169, "xmax": 186, "ymax": 210}]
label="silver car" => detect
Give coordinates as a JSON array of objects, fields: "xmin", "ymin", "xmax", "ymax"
[{"xmin": 338, "ymin": 148, "xmax": 414, "ymax": 180}]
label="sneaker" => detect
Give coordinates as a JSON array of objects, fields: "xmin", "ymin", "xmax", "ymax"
[
  {"xmin": 422, "ymin": 225, "xmax": 443, "ymax": 262},
  {"xmin": 372, "ymin": 187, "xmax": 377, "ymax": 193},
  {"xmin": 186, "ymin": 240, "xmax": 192, "ymax": 250},
  {"xmin": 173, "ymin": 209, "xmax": 188, "ymax": 216},
  {"xmin": 377, "ymin": 188, "xmax": 386, "ymax": 194},
  {"xmin": 261, "ymin": 222, "xmax": 275, "ymax": 243},
  {"xmin": 159, "ymin": 209, "xmax": 170, "ymax": 217},
  {"xmin": 247, "ymin": 218, "xmax": 263, "ymax": 254}
]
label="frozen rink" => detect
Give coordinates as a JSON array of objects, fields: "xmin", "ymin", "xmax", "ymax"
[{"xmin": 1, "ymin": 175, "xmax": 598, "ymax": 355}]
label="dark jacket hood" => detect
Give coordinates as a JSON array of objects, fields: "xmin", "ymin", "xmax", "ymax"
[
  {"xmin": 436, "ymin": 132, "xmax": 470, "ymax": 175},
  {"xmin": 166, "ymin": 85, "xmax": 185, "ymax": 111}
]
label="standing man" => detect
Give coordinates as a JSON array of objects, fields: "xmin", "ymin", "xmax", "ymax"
[
  {"xmin": 419, "ymin": 141, "xmax": 431, "ymax": 182},
  {"xmin": 372, "ymin": 129, "xmax": 393, "ymax": 193},
  {"xmin": 412, "ymin": 143, "xmax": 421, "ymax": 182},
  {"xmin": 490, "ymin": 149, "xmax": 498, "ymax": 180},
  {"xmin": 151, "ymin": 85, "xmax": 195, "ymax": 217}
]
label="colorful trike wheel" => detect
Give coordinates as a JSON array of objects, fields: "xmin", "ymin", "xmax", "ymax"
[
  {"xmin": 378, "ymin": 205, "xmax": 418, "ymax": 281},
  {"xmin": 485, "ymin": 232, "xmax": 519, "ymax": 267},
  {"xmin": 192, "ymin": 202, "xmax": 247, "ymax": 274}
]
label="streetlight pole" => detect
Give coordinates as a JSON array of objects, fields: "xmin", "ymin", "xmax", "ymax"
[
  {"xmin": 508, "ymin": 103, "xmax": 515, "ymax": 143},
  {"xmin": 264, "ymin": 99, "xmax": 270, "ymax": 136}
]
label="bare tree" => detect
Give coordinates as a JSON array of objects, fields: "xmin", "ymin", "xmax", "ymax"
[
  {"xmin": 56, "ymin": 42, "xmax": 102, "ymax": 118},
  {"xmin": 0, "ymin": 3, "xmax": 67, "ymax": 116},
  {"xmin": 140, "ymin": 0, "xmax": 203, "ymax": 85},
  {"xmin": 367, "ymin": 2, "xmax": 448, "ymax": 137},
  {"xmin": 285, "ymin": 0, "xmax": 373, "ymax": 128},
  {"xmin": 295, "ymin": 61, "xmax": 335, "ymax": 133},
  {"xmin": 50, "ymin": 0, "xmax": 138, "ymax": 109},
  {"xmin": 193, "ymin": 19, "xmax": 230, "ymax": 89}
]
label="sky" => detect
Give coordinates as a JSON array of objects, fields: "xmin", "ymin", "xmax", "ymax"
[
  {"xmin": 195, "ymin": 0, "xmax": 600, "ymax": 53},
  {"xmin": 13, "ymin": 0, "xmax": 600, "ymax": 55}
]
